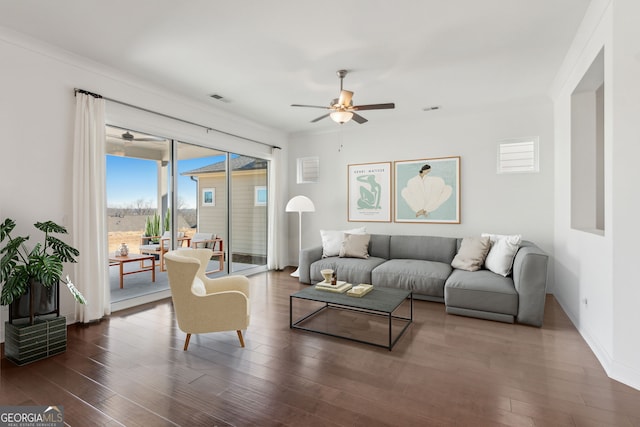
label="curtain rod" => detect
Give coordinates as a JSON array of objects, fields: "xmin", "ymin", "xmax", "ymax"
[{"xmin": 74, "ymin": 88, "xmax": 282, "ymax": 150}]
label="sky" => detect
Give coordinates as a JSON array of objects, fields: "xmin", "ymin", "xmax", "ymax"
[{"xmin": 106, "ymin": 154, "xmax": 224, "ymax": 209}]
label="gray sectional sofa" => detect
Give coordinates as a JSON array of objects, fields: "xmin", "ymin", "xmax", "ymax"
[{"xmin": 298, "ymin": 234, "xmax": 549, "ymax": 327}]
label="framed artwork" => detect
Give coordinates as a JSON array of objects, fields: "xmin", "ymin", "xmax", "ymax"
[
  {"xmin": 347, "ymin": 162, "xmax": 392, "ymax": 222},
  {"xmin": 202, "ymin": 188, "xmax": 215, "ymax": 207},
  {"xmin": 394, "ymin": 156, "xmax": 460, "ymax": 223}
]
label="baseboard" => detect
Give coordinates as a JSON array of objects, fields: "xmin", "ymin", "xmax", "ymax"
[
  {"xmin": 610, "ymin": 359, "xmax": 640, "ymax": 391},
  {"xmin": 552, "ymin": 294, "xmax": 640, "ymax": 391}
]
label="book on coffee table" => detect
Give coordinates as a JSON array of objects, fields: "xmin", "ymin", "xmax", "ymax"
[
  {"xmin": 347, "ymin": 284, "xmax": 373, "ymax": 297},
  {"xmin": 315, "ymin": 281, "xmax": 352, "ymax": 293}
]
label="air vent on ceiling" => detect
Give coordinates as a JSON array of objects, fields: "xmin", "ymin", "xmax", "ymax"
[{"xmin": 209, "ymin": 94, "xmax": 231, "ymax": 103}]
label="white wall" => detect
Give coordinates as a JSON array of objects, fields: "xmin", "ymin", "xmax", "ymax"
[
  {"xmin": 0, "ymin": 28, "xmax": 287, "ymax": 337},
  {"xmin": 610, "ymin": 0, "xmax": 640, "ymax": 389},
  {"xmin": 552, "ymin": 0, "xmax": 640, "ymax": 390},
  {"xmin": 287, "ymin": 101, "xmax": 555, "ymax": 271}
]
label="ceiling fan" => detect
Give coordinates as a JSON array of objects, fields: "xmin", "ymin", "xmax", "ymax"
[
  {"xmin": 107, "ymin": 130, "xmax": 166, "ymax": 142},
  {"xmin": 291, "ymin": 69, "xmax": 395, "ymax": 124}
]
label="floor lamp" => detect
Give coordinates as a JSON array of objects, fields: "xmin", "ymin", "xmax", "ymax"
[{"xmin": 286, "ymin": 195, "xmax": 315, "ymax": 277}]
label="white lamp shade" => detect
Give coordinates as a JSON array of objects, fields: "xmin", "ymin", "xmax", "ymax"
[{"xmin": 285, "ymin": 195, "xmax": 315, "ymax": 212}]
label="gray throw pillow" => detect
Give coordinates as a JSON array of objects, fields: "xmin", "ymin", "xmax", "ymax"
[
  {"xmin": 451, "ymin": 236, "xmax": 491, "ymax": 271},
  {"xmin": 339, "ymin": 233, "xmax": 371, "ymax": 259}
]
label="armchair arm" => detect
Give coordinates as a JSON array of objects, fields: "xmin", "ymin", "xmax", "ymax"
[
  {"xmin": 190, "ymin": 240, "xmax": 210, "ymax": 248},
  {"xmin": 140, "ymin": 235, "xmax": 161, "ymax": 245},
  {"xmin": 190, "ymin": 237, "xmax": 223, "ymax": 251},
  {"xmin": 203, "ymin": 275, "xmax": 250, "ymax": 297},
  {"xmin": 160, "ymin": 236, "xmax": 171, "ymax": 250},
  {"xmin": 177, "ymin": 236, "xmax": 191, "ymax": 248}
]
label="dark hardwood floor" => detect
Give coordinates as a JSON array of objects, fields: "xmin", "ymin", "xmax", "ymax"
[{"xmin": 2, "ymin": 268, "xmax": 640, "ymax": 426}]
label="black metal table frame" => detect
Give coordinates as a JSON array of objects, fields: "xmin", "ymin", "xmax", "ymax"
[{"xmin": 289, "ymin": 292, "xmax": 413, "ymax": 350}]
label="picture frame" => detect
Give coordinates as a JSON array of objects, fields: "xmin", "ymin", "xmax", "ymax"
[
  {"xmin": 202, "ymin": 188, "xmax": 215, "ymax": 207},
  {"xmin": 347, "ymin": 162, "xmax": 392, "ymax": 222},
  {"xmin": 394, "ymin": 156, "xmax": 460, "ymax": 223}
]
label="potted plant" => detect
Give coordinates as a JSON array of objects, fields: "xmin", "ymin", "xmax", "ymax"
[
  {"xmin": 144, "ymin": 212, "xmax": 161, "ymax": 243},
  {"xmin": 0, "ymin": 218, "xmax": 86, "ymax": 325}
]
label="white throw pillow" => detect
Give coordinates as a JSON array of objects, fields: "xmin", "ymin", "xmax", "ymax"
[
  {"xmin": 320, "ymin": 227, "xmax": 366, "ymax": 258},
  {"xmin": 482, "ymin": 233, "xmax": 522, "ymax": 276}
]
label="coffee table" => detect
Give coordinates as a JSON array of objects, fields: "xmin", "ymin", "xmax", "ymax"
[
  {"xmin": 109, "ymin": 254, "xmax": 156, "ymax": 289},
  {"xmin": 290, "ymin": 286, "xmax": 412, "ymax": 350}
]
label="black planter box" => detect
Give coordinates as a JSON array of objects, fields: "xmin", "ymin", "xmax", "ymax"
[
  {"xmin": 10, "ymin": 281, "xmax": 59, "ymax": 324},
  {"xmin": 4, "ymin": 316, "xmax": 66, "ymax": 365}
]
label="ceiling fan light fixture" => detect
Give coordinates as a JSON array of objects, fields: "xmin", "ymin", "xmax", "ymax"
[{"xmin": 330, "ymin": 111, "xmax": 353, "ymax": 124}]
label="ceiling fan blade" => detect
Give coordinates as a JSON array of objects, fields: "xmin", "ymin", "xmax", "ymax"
[
  {"xmin": 352, "ymin": 103, "xmax": 395, "ymax": 111},
  {"xmin": 311, "ymin": 113, "xmax": 330, "ymax": 123},
  {"xmin": 137, "ymin": 137, "xmax": 166, "ymax": 142},
  {"xmin": 338, "ymin": 90, "xmax": 353, "ymax": 107},
  {"xmin": 291, "ymin": 104, "xmax": 330, "ymax": 109},
  {"xmin": 351, "ymin": 113, "xmax": 368, "ymax": 124}
]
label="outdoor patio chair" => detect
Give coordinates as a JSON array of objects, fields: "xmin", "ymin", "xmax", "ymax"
[
  {"xmin": 189, "ymin": 232, "xmax": 225, "ymax": 274},
  {"xmin": 139, "ymin": 231, "xmax": 188, "ymax": 272}
]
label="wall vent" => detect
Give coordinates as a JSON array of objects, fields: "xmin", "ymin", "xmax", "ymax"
[
  {"xmin": 297, "ymin": 157, "xmax": 319, "ymax": 183},
  {"xmin": 497, "ymin": 137, "xmax": 539, "ymax": 174}
]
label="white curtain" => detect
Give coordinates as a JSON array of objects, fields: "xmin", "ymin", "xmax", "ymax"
[
  {"xmin": 72, "ymin": 92, "xmax": 110, "ymax": 322},
  {"xmin": 267, "ymin": 147, "xmax": 286, "ymax": 270}
]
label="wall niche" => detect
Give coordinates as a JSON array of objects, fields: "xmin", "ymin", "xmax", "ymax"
[{"xmin": 571, "ymin": 48, "xmax": 604, "ymax": 234}]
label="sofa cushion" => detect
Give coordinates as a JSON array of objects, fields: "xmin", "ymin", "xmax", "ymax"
[
  {"xmin": 320, "ymin": 227, "xmax": 366, "ymax": 257},
  {"xmin": 451, "ymin": 236, "xmax": 491, "ymax": 271},
  {"xmin": 389, "ymin": 235, "xmax": 458, "ymax": 264},
  {"xmin": 368, "ymin": 234, "xmax": 391, "ymax": 259},
  {"xmin": 311, "ymin": 256, "xmax": 387, "ymax": 285},
  {"xmin": 482, "ymin": 233, "xmax": 522, "ymax": 276},
  {"xmin": 340, "ymin": 233, "xmax": 370, "ymax": 259},
  {"xmin": 445, "ymin": 269, "xmax": 518, "ymax": 315},
  {"xmin": 372, "ymin": 259, "xmax": 452, "ymax": 298}
]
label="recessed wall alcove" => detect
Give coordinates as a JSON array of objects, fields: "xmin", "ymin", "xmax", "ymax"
[{"xmin": 571, "ymin": 48, "xmax": 605, "ymax": 234}]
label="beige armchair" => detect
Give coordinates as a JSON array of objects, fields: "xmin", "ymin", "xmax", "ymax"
[{"xmin": 164, "ymin": 248, "xmax": 250, "ymax": 350}]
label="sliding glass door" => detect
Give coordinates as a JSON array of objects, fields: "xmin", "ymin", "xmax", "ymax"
[
  {"xmin": 105, "ymin": 126, "xmax": 172, "ymax": 303},
  {"xmin": 230, "ymin": 154, "xmax": 268, "ymax": 273},
  {"xmin": 176, "ymin": 142, "xmax": 228, "ymax": 274},
  {"xmin": 106, "ymin": 125, "xmax": 269, "ymax": 308}
]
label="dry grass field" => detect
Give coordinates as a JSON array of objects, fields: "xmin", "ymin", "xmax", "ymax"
[{"xmin": 107, "ymin": 214, "xmax": 193, "ymax": 255}]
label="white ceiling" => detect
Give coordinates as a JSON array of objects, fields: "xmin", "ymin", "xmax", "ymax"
[{"xmin": 0, "ymin": 0, "xmax": 590, "ymax": 133}]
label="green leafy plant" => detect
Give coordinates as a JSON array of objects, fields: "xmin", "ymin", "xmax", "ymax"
[
  {"xmin": 0, "ymin": 218, "xmax": 85, "ymax": 308},
  {"xmin": 144, "ymin": 212, "xmax": 161, "ymax": 242}
]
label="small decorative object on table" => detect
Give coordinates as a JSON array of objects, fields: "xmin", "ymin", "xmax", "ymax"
[
  {"xmin": 118, "ymin": 242, "xmax": 129, "ymax": 256},
  {"xmin": 347, "ymin": 284, "xmax": 374, "ymax": 297},
  {"xmin": 331, "ymin": 272, "xmax": 337, "ymax": 286},
  {"xmin": 320, "ymin": 269, "xmax": 334, "ymax": 283}
]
